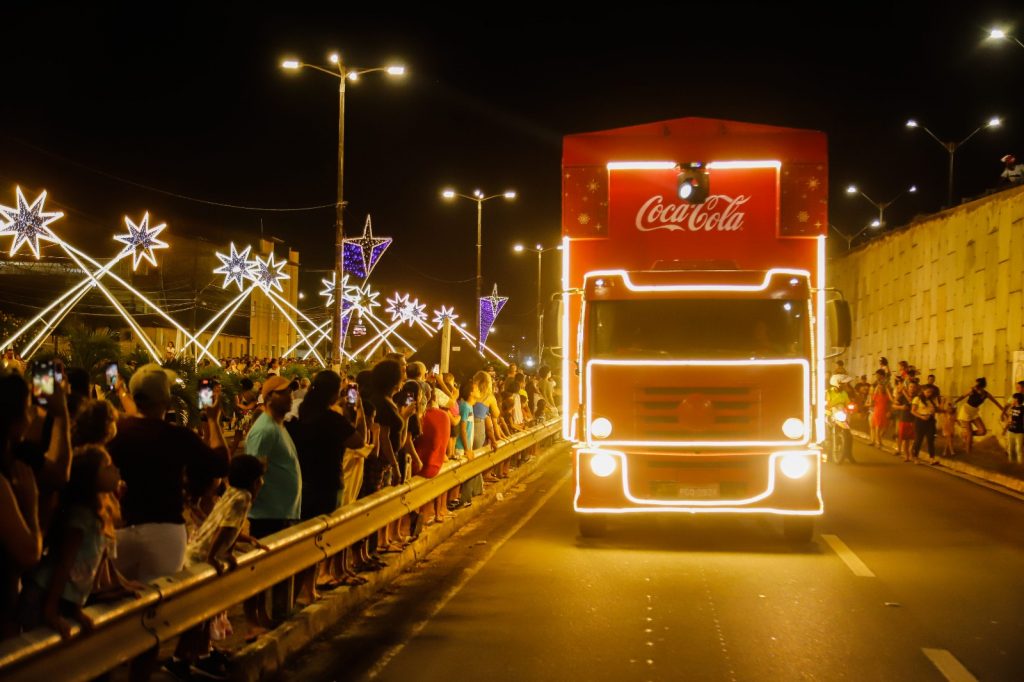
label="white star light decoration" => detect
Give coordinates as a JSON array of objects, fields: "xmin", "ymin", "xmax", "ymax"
[
  {"xmin": 432, "ymin": 305, "xmax": 459, "ymax": 329},
  {"xmin": 113, "ymin": 212, "xmax": 169, "ymax": 270},
  {"xmin": 249, "ymin": 252, "xmax": 290, "ymax": 293},
  {"xmin": 213, "ymin": 242, "xmax": 255, "ymax": 290},
  {"xmin": 348, "ymin": 283, "xmax": 381, "ymax": 316},
  {"xmin": 0, "ymin": 187, "xmax": 63, "ymax": 258},
  {"xmin": 319, "ymin": 272, "xmax": 360, "ymax": 308},
  {"xmin": 386, "ymin": 292, "xmax": 427, "ymax": 327}
]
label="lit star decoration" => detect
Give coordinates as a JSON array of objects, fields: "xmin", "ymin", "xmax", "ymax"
[
  {"xmin": 432, "ymin": 305, "xmax": 459, "ymax": 328},
  {"xmin": 0, "ymin": 187, "xmax": 63, "ymax": 258},
  {"xmin": 478, "ymin": 284, "xmax": 508, "ymax": 346},
  {"xmin": 319, "ymin": 272, "xmax": 360, "ymax": 308},
  {"xmin": 213, "ymin": 242, "xmax": 255, "ymax": 290},
  {"xmin": 114, "ymin": 212, "xmax": 168, "ymax": 270},
  {"xmin": 386, "ymin": 292, "xmax": 427, "ymax": 327},
  {"xmin": 248, "ymin": 252, "xmax": 290, "ymax": 293},
  {"xmin": 342, "ymin": 215, "xmax": 392, "ymax": 279}
]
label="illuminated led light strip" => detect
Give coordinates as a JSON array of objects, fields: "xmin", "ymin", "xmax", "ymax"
[
  {"xmin": 573, "ymin": 448, "xmax": 822, "ymax": 515},
  {"xmin": 605, "ymin": 160, "xmax": 781, "ymax": 171},
  {"xmin": 584, "ymin": 358, "xmax": 811, "ymax": 448},
  {"xmin": 583, "ymin": 267, "xmax": 811, "ymax": 293},
  {"xmin": 0, "ymin": 251, "xmax": 130, "ymax": 352},
  {"xmin": 450, "ymin": 323, "xmax": 509, "ymax": 366},
  {"xmin": 816, "ymin": 235, "xmax": 826, "ymax": 442},
  {"xmin": 266, "ymin": 289, "xmax": 347, "ymax": 363},
  {"xmin": 414, "ymin": 318, "xmax": 437, "ymax": 338},
  {"xmin": 196, "ymin": 292, "xmax": 252, "ymax": 363},
  {"xmin": 56, "ymin": 243, "xmax": 163, "ymax": 362},
  {"xmin": 706, "ymin": 160, "xmax": 781, "ymax": 170},
  {"xmin": 263, "ymin": 292, "xmax": 326, "ymax": 367},
  {"xmin": 352, "ymin": 319, "xmax": 405, "ymax": 357},
  {"xmin": 179, "ymin": 286, "xmax": 254, "ymax": 353},
  {"xmin": 61, "ymin": 242, "xmax": 218, "ymax": 364},
  {"xmin": 606, "ymin": 161, "xmax": 675, "ymax": 170},
  {"xmin": 561, "ymin": 235, "xmax": 571, "ymax": 439},
  {"xmin": 361, "ymin": 313, "xmax": 399, "ymax": 353},
  {"xmin": 22, "ymin": 284, "xmax": 93, "ymax": 358},
  {"xmin": 286, "ymin": 319, "xmax": 329, "ymax": 358}
]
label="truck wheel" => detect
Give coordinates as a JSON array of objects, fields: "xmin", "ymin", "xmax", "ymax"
[
  {"xmin": 578, "ymin": 516, "xmax": 608, "ymax": 538},
  {"xmin": 783, "ymin": 517, "xmax": 814, "ymax": 544}
]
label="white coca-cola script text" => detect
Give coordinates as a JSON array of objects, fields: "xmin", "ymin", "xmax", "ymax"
[{"xmin": 635, "ymin": 194, "xmax": 750, "ymax": 233}]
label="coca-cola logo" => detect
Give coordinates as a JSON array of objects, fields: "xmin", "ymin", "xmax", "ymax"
[{"xmin": 635, "ymin": 194, "xmax": 750, "ymax": 233}]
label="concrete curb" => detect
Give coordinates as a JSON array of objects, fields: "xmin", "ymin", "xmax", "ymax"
[
  {"xmin": 229, "ymin": 439, "xmax": 564, "ymax": 682},
  {"xmin": 849, "ymin": 427, "xmax": 1024, "ymax": 496}
]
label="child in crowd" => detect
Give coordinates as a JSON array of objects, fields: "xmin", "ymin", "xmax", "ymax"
[
  {"xmin": 1003, "ymin": 393, "xmax": 1024, "ymax": 465},
  {"xmin": 939, "ymin": 397, "xmax": 957, "ymax": 457},
  {"xmin": 20, "ymin": 445, "xmax": 141, "ymax": 638}
]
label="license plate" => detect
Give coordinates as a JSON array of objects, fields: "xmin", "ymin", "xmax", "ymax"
[{"xmin": 651, "ymin": 482, "xmax": 720, "ymax": 499}]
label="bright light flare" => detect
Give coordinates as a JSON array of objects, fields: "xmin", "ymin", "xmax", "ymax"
[
  {"xmin": 906, "ymin": 119, "xmax": 918, "ymax": 128},
  {"xmin": 591, "ymin": 417, "xmax": 613, "ymax": 439},
  {"xmin": 589, "ymin": 453, "xmax": 618, "ymax": 478},
  {"xmin": 990, "ymin": 28, "xmax": 1007, "ymax": 40},
  {"xmin": 513, "ymin": 244, "xmax": 525, "ymax": 252},
  {"xmin": 442, "ymin": 189, "xmax": 455, "ymax": 199},
  {"xmin": 281, "ymin": 59, "xmax": 300, "ymax": 70},
  {"xmin": 782, "ymin": 418, "xmax": 806, "ymax": 440},
  {"xmin": 329, "ymin": 53, "xmax": 339, "ymax": 64},
  {"xmin": 386, "ymin": 65, "xmax": 406, "ymax": 76},
  {"xmin": 780, "ymin": 454, "xmax": 812, "ymax": 480},
  {"xmin": 845, "ymin": 185, "xmax": 858, "ymax": 194},
  {"xmin": 503, "ymin": 190, "xmax": 517, "ymax": 199},
  {"xmin": 988, "ymin": 116, "xmax": 1002, "ymax": 128}
]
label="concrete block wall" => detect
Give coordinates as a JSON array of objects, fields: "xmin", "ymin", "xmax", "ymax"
[{"xmin": 830, "ymin": 185, "xmax": 1024, "ymax": 435}]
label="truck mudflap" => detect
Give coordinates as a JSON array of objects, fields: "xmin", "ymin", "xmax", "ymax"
[{"xmin": 573, "ymin": 448, "xmax": 822, "ymax": 515}]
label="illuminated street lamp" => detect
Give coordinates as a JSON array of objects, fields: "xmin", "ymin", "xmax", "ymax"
[
  {"xmin": 987, "ymin": 28, "xmax": 1024, "ymax": 49},
  {"xmin": 830, "ymin": 222, "xmax": 882, "ymax": 251},
  {"xmin": 281, "ymin": 52, "xmax": 406, "ymax": 366},
  {"xmin": 906, "ymin": 116, "xmax": 1001, "ymax": 207},
  {"xmin": 845, "ymin": 184, "xmax": 916, "ymax": 226},
  {"xmin": 441, "ymin": 188, "xmax": 516, "ymax": 349},
  {"xmin": 514, "ymin": 242, "xmax": 562, "ymax": 362}
]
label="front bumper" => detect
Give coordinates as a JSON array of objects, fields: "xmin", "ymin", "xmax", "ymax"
[{"xmin": 573, "ymin": 447, "xmax": 823, "ymax": 515}]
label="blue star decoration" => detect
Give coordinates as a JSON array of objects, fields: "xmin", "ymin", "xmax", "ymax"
[
  {"xmin": 213, "ymin": 242, "xmax": 255, "ymax": 290},
  {"xmin": 479, "ymin": 284, "xmax": 508, "ymax": 346},
  {"xmin": 248, "ymin": 252, "xmax": 290, "ymax": 293},
  {"xmin": 0, "ymin": 187, "xmax": 63, "ymax": 258},
  {"xmin": 343, "ymin": 215, "xmax": 392, "ymax": 279},
  {"xmin": 114, "ymin": 212, "xmax": 169, "ymax": 270}
]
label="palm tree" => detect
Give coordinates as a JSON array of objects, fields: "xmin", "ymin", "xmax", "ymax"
[{"xmin": 63, "ymin": 322, "xmax": 120, "ymax": 376}]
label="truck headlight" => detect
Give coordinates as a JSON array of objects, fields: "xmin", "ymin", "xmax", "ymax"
[
  {"xmin": 782, "ymin": 418, "xmax": 806, "ymax": 439},
  {"xmin": 780, "ymin": 454, "xmax": 812, "ymax": 480},
  {"xmin": 590, "ymin": 452, "xmax": 618, "ymax": 477},
  {"xmin": 590, "ymin": 417, "xmax": 613, "ymax": 439}
]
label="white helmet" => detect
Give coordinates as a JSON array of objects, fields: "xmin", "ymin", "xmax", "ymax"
[{"xmin": 830, "ymin": 374, "xmax": 853, "ymax": 388}]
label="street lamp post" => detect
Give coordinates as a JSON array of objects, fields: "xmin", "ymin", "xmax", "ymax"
[
  {"xmin": 906, "ymin": 117, "xmax": 1002, "ymax": 207},
  {"xmin": 513, "ymin": 242, "xmax": 561, "ymax": 363},
  {"xmin": 281, "ymin": 53, "xmax": 405, "ymax": 367},
  {"xmin": 830, "ymin": 222, "xmax": 882, "ymax": 251},
  {"xmin": 845, "ymin": 183, "xmax": 917, "ymax": 226},
  {"xmin": 441, "ymin": 188, "xmax": 516, "ymax": 349}
]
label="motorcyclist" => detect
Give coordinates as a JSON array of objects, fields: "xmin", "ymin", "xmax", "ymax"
[{"xmin": 826, "ymin": 374, "xmax": 857, "ymax": 464}]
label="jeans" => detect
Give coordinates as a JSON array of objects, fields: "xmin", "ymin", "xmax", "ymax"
[
  {"xmin": 1008, "ymin": 432, "xmax": 1024, "ymax": 464},
  {"xmin": 912, "ymin": 417, "xmax": 936, "ymax": 459}
]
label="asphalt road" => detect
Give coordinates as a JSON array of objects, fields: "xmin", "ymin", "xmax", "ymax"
[{"xmin": 281, "ymin": 439, "xmax": 1024, "ymax": 681}]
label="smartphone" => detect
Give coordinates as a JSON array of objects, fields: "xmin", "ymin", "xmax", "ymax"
[
  {"xmin": 105, "ymin": 362, "xmax": 119, "ymax": 390},
  {"xmin": 432, "ymin": 363, "xmax": 440, "ymax": 375},
  {"xmin": 31, "ymin": 360, "xmax": 55, "ymax": 406},
  {"xmin": 346, "ymin": 385, "xmax": 359, "ymax": 404},
  {"xmin": 197, "ymin": 378, "xmax": 214, "ymax": 409},
  {"xmin": 404, "ymin": 392, "xmax": 416, "ymax": 407}
]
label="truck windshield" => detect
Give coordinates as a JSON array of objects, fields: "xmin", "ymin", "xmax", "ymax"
[{"xmin": 588, "ymin": 298, "xmax": 809, "ymax": 360}]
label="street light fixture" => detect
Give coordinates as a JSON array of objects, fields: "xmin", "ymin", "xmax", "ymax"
[
  {"xmin": 441, "ymin": 188, "xmax": 517, "ymax": 349},
  {"xmin": 830, "ymin": 222, "xmax": 882, "ymax": 251},
  {"xmin": 905, "ymin": 116, "xmax": 1002, "ymax": 207},
  {"xmin": 280, "ymin": 52, "xmax": 406, "ymax": 367},
  {"xmin": 513, "ymin": 242, "xmax": 562, "ymax": 363},
  {"xmin": 987, "ymin": 27, "xmax": 1024, "ymax": 49},
  {"xmin": 845, "ymin": 183, "xmax": 917, "ymax": 226}
]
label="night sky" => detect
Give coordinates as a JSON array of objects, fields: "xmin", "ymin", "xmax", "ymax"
[{"xmin": 2, "ymin": 3, "xmax": 1022, "ymax": 349}]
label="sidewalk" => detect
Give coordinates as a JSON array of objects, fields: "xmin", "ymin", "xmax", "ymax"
[{"xmin": 849, "ymin": 414, "xmax": 1024, "ymax": 496}]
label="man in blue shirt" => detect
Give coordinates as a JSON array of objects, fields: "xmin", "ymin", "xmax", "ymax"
[{"xmin": 246, "ymin": 375, "xmax": 301, "ymax": 537}]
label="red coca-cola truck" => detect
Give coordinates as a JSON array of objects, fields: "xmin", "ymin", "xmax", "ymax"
[{"xmin": 561, "ymin": 117, "xmax": 839, "ymax": 541}]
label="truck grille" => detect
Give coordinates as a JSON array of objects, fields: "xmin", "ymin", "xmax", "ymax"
[{"xmin": 635, "ymin": 386, "xmax": 760, "ymax": 439}]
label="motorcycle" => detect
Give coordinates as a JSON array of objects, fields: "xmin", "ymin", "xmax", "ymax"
[{"xmin": 825, "ymin": 401, "xmax": 858, "ymax": 464}]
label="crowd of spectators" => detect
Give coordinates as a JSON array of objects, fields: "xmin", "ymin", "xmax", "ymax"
[
  {"xmin": 0, "ymin": 347, "xmax": 557, "ymax": 680},
  {"xmin": 830, "ymin": 357, "xmax": 1022, "ymax": 465}
]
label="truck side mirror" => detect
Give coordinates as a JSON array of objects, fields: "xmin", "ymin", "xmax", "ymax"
[{"xmin": 826, "ymin": 299, "xmax": 852, "ymax": 348}]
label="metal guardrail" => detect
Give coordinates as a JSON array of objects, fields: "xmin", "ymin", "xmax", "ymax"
[{"xmin": 0, "ymin": 420, "xmax": 561, "ymax": 682}]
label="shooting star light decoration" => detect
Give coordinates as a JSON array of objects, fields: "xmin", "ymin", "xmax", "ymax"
[
  {"xmin": 0, "ymin": 187, "xmax": 63, "ymax": 258},
  {"xmin": 113, "ymin": 212, "xmax": 168, "ymax": 269},
  {"xmin": 478, "ymin": 283, "xmax": 508, "ymax": 346},
  {"xmin": 343, "ymin": 215, "xmax": 392, "ymax": 279},
  {"xmin": 251, "ymin": 252, "xmax": 290, "ymax": 293},
  {"xmin": 213, "ymin": 242, "xmax": 255, "ymax": 290}
]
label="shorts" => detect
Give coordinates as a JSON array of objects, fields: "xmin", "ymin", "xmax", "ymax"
[{"xmin": 897, "ymin": 421, "xmax": 915, "ymax": 440}]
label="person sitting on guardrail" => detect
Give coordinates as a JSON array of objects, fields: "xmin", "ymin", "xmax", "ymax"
[
  {"xmin": 19, "ymin": 445, "xmax": 141, "ymax": 639},
  {"xmin": 107, "ymin": 364, "xmax": 228, "ymax": 586}
]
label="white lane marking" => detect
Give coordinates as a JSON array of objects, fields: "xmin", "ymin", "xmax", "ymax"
[
  {"xmin": 922, "ymin": 648, "xmax": 978, "ymax": 682},
  {"xmin": 363, "ymin": 469, "xmax": 572, "ymax": 680},
  {"xmin": 821, "ymin": 534, "xmax": 876, "ymax": 577}
]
